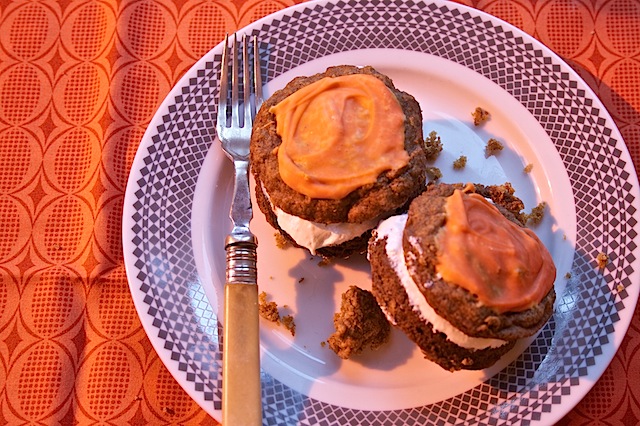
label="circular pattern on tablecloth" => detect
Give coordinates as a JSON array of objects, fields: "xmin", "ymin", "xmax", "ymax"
[
  {"xmin": 0, "ymin": 63, "xmax": 50, "ymax": 125},
  {"xmin": 52, "ymin": 63, "xmax": 109, "ymax": 125},
  {"xmin": 608, "ymin": 60, "xmax": 640, "ymax": 122},
  {"xmin": 33, "ymin": 196, "xmax": 93, "ymax": 264},
  {"xmin": 6, "ymin": 339, "xmax": 74, "ymax": 421},
  {"xmin": 538, "ymin": 1, "xmax": 593, "ymax": 57},
  {"xmin": 177, "ymin": 1, "xmax": 231, "ymax": 59},
  {"xmin": 0, "ymin": 128, "xmax": 41, "ymax": 193},
  {"xmin": 43, "ymin": 127, "xmax": 101, "ymax": 193},
  {"xmin": 20, "ymin": 266, "xmax": 85, "ymax": 338},
  {"xmin": 143, "ymin": 355, "xmax": 207, "ymax": 420},
  {"xmin": 112, "ymin": 62, "xmax": 169, "ymax": 125},
  {"xmin": 103, "ymin": 127, "xmax": 146, "ymax": 191},
  {"xmin": 119, "ymin": 0, "xmax": 175, "ymax": 60},
  {"xmin": 86, "ymin": 266, "xmax": 138, "ymax": 338},
  {"xmin": 60, "ymin": 1, "xmax": 116, "ymax": 61},
  {"xmin": 0, "ymin": 2, "xmax": 59, "ymax": 61},
  {"xmin": 74, "ymin": 341, "xmax": 142, "ymax": 421},
  {"xmin": 600, "ymin": 0, "xmax": 640, "ymax": 57},
  {"xmin": 0, "ymin": 196, "xmax": 30, "ymax": 261}
]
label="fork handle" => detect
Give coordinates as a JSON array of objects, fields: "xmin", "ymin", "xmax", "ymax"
[{"xmin": 223, "ymin": 241, "xmax": 262, "ymax": 425}]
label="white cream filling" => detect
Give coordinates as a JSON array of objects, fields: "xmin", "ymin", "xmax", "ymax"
[
  {"xmin": 262, "ymin": 184, "xmax": 377, "ymax": 255},
  {"xmin": 274, "ymin": 207, "xmax": 377, "ymax": 255},
  {"xmin": 375, "ymin": 214, "xmax": 508, "ymax": 351}
]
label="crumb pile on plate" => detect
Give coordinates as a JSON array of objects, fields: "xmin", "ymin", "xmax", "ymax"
[
  {"xmin": 328, "ymin": 286, "xmax": 390, "ymax": 359},
  {"xmin": 250, "ymin": 65, "xmax": 427, "ymax": 258},
  {"xmin": 368, "ymin": 183, "xmax": 557, "ymax": 371}
]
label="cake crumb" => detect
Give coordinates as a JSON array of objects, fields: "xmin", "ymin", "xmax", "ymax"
[
  {"xmin": 523, "ymin": 163, "xmax": 534, "ymax": 173},
  {"xmin": 328, "ymin": 286, "xmax": 390, "ymax": 359},
  {"xmin": 258, "ymin": 292, "xmax": 296, "ymax": 336},
  {"xmin": 423, "ymin": 131, "xmax": 443, "ymax": 160},
  {"xmin": 485, "ymin": 138, "xmax": 504, "ymax": 157},
  {"xmin": 565, "ymin": 272, "xmax": 572, "ymax": 279},
  {"xmin": 472, "ymin": 107, "xmax": 490, "ymax": 126},
  {"xmin": 596, "ymin": 252, "xmax": 609, "ymax": 269},
  {"xmin": 274, "ymin": 232, "xmax": 290, "ymax": 249},
  {"xmin": 320, "ymin": 341, "xmax": 326, "ymax": 347},
  {"xmin": 453, "ymin": 155, "xmax": 467, "ymax": 170},
  {"xmin": 524, "ymin": 202, "xmax": 546, "ymax": 226},
  {"xmin": 282, "ymin": 315, "xmax": 296, "ymax": 336},
  {"xmin": 258, "ymin": 292, "xmax": 280, "ymax": 324},
  {"xmin": 616, "ymin": 284, "xmax": 625, "ymax": 293},
  {"xmin": 426, "ymin": 166, "xmax": 442, "ymax": 181},
  {"xmin": 475, "ymin": 182, "xmax": 524, "ymax": 221},
  {"xmin": 318, "ymin": 257, "xmax": 332, "ymax": 267}
]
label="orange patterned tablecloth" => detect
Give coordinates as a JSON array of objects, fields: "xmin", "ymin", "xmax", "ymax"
[{"xmin": 0, "ymin": 0, "xmax": 639, "ymax": 424}]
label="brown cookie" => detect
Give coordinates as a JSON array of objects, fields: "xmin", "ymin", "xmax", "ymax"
[
  {"xmin": 250, "ymin": 65, "xmax": 427, "ymax": 257},
  {"xmin": 369, "ymin": 182, "xmax": 556, "ymax": 370}
]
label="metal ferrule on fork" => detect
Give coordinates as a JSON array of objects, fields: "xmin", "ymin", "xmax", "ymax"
[{"xmin": 225, "ymin": 239, "xmax": 257, "ymax": 284}]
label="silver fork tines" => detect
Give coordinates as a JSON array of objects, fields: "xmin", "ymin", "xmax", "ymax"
[
  {"xmin": 217, "ymin": 33, "xmax": 262, "ymax": 247},
  {"xmin": 217, "ymin": 34, "xmax": 263, "ymax": 159}
]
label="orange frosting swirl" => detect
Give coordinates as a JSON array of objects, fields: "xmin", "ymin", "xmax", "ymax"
[
  {"xmin": 435, "ymin": 189, "xmax": 556, "ymax": 313},
  {"xmin": 269, "ymin": 74, "xmax": 408, "ymax": 200}
]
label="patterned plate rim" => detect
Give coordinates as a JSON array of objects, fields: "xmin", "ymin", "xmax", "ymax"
[{"xmin": 123, "ymin": 0, "xmax": 640, "ymax": 424}]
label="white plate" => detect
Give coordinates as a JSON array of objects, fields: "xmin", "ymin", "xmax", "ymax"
[{"xmin": 123, "ymin": 1, "xmax": 640, "ymax": 424}]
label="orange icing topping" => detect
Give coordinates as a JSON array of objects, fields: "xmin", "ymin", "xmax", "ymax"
[
  {"xmin": 270, "ymin": 74, "xmax": 408, "ymax": 199},
  {"xmin": 435, "ymin": 189, "xmax": 556, "ymax": 313}
]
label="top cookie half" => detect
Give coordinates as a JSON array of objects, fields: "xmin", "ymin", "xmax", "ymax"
[{"xmin": 250, "ymin": 65, "xmax": 427, "ymax": 225}]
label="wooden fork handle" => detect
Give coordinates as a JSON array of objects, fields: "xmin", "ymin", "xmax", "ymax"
[
  {"xmin": 222, "ymin": 240, "xmax": 262, "ymax": 426},
  {"xmin": 223, "ymin": 241, "xmax": 261, "ymax": 425},
  {"xmin": 223, "ymin": 283, "xmax": 261, "ymax": 425}
]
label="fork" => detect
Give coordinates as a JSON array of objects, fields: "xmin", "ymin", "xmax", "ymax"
[{"xmin": 217, "ymin": 33, "xmax": 263, "ymax": 425}]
